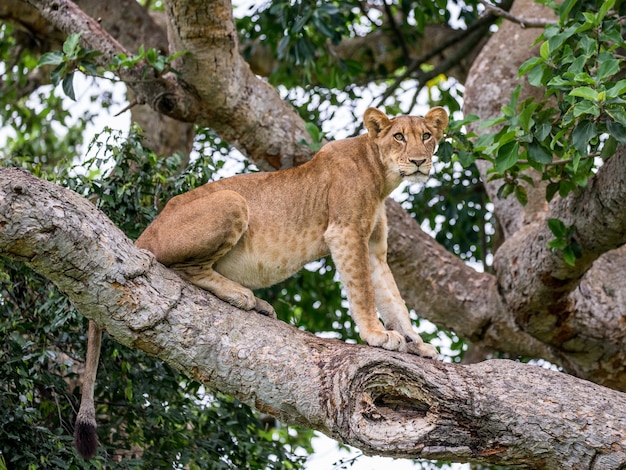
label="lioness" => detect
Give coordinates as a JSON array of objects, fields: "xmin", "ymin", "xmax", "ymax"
[{"xmin": 74, "ymin": 107, "xmax": 447, "ymax": 458}]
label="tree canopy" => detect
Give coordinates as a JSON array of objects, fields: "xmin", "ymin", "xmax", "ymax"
[{"xmin": 1, "ymin": 0, "xmax": 626, "ymax": 468}]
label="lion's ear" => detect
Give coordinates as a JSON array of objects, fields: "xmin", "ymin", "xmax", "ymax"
[
  {"xmin": 424, "ymin": 107, "xmax": 449, "ymax": 141},
  {"xmin": 364, "ymin": 108, "xmax": 391, "ymax": 139}
]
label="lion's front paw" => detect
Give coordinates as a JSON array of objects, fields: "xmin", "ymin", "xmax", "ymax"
[
  {"xmin": 406, "ymin": 341, "xmax": 438, "ymax": 359},
  {"xmin": 254, "ymin": 297, "xmax": 277, "ymax": 319},
  {"xmin": 361, "ymin": 329, "xmax": 407, "ymax": 352}
]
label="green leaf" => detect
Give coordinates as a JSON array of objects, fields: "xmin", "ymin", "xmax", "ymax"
[
  {"xmin": 79, "ymin": 61, "xmax": 98, "ymax": 76},
  {"xmin": 62, "ymin": 32, "xmax": 82, "ymax": 57},
  {"xmin": 514, "ymin": 184, "xmax": 528, "ymax": 206},
  {"xmin": 527, "ymin": 140, "xmax": 553, "ymax": 163},
  {"xmin": 548, "ymin": 238, "xmax": 568, "ymax": 250},
  {"xmin": 558, "ymin": 0, "xmax": 576, "ymax": 23},
  {"xmin": 569, "ymin": 87, "xmax": 599, "ymax": 101},
  {"xmin": 312, "ymin": 16, "xmax": 337, "ymax": 41},
  {"xmin": 577, "ymin": 35, "xmax": 596, "ymax": 57},
  {"xmin": 474, "ymin": 133, "xmax": 495, "ymax": 150},
  {"xmin": 563, "ymin": 246, "xmax": 577, "ymax": 266},
  {"xmin": 567, "ymin": 56, "xmax": 586, "ymax": 75},
  {"xmin": 597, "ymin": 0, "xmax": 616, "ymax": 23},
  {"xmin": 596, "ymin": 55, "xmax": 620, "ymax": 81},
  {"xmin": 540, "ymin": 41, "xmax": 550, "ymax": 60},
  {"xmin": 519, "ymin": 102, "xmax": 538, "ymax": 132},
  {"xmin": 497, "ymin": 182, "xmax": 515, "ymax": 200},
  {"xmin": 49, "ymin": 63, "xmax": 65, "ymax": 86},
  {"xmin": 61, "ymin": 72, "xmax": 76, "ymax": 101},
  {"xmin": 546, "ymin": 181, "xmax": 560, "ymax": 202},
  {"xmin": 37, "ymin": 51, "xmax": 64, "ymax": 67},
  {"xmin": 606, "ymin": 79, "xmax": 626, "ymax": 99},
  {"xmin": 456, "ymin": 150, "xmax": 475, "ymax": 167},
  {"xmin": 606, "ymin": 108, "xmax": 626, "ymax": 127},
  {"xmin": 519, "ymin": 57, "xmax": 544, "ymax": 77},
  {"xmin": 479, "ymin": 115, "xmax": 507, "ymax": 129},
  {"xmin": 535, "ymin": 121, "xmax": 552, "ymax": 142},
  {"xmin": 573, "ymin": 100, "xmax": 600, "ymax": 118},
  {"xmin": 304, "ymin": 122, "xmax": 321, "ymax": 142},
  {"xmin": 436, "ymin": 141, "xmax": 454, "ymax": 161},
  {"xmin": 495, "ymin": 141, "xmax": 520, "ymax": 173},
  {"xmin": 571, "ymin": 119, "xmax": 596, "ymax": 155},
  {"xmin": 607, "ymin": 121, "xmax": 626, "ymax": 145},
  {"xmin": 559, "ymin": 179, "xmax": 576, "ymax": 198},
  {"xmin": 527, "ymin": 64, "xmax": 545, "ymax": 87},
  {"xmin": 601, "ymin": 135, "xmax": 618, "ymax": 159},
  {"xmin": 548, "ymin": 218, "xmax": 567, "ymax": 238}
]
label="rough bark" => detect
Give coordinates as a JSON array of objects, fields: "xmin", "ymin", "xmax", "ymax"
[{"xmin": 1, "ymin": 167, "xmax": 626, "ymax": 469}]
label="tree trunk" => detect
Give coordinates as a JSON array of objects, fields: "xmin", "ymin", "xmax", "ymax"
[{"xmin": 1, "ymin": 167, "xmax": 625, "ymax": 468}]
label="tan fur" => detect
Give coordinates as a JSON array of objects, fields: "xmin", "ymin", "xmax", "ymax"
[
  {"xmin": 137, "ymin": 107, "xmax": 447, "ymax": 354},
  {"xmin": 74, "ymin": 107, "xmax": 447, "ymax": 459}
]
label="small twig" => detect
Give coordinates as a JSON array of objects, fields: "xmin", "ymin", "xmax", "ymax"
[
  {"xmin": 516, "ymin": 152, "xmax": 601, "ymax": 167},
  {"xmin": 478, "ymin": 0, "xmax": 557, "ymax": 28},
  {"xmin": 382, "ymin": 0, "xmax": 410, "ymax": 59},
  {"xmin": 114, "ymin": 98, "xmax": 140, "ymax": 116},
  {"xmin": 375, "ymin": 21, "xmax": 487, "ymax": 109}
]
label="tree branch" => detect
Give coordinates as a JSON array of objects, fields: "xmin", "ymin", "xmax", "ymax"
[
  {"xmin": 478, "ymin": 0, "xmax": 557, "ymax": 28},
  {"xmin": 1, "ymin": 167, "xmax": 626, "ymax": 468},
  {"xmin": 19, "ymin": 0, "xmax": 312, "ymax": 169},
  {"xmin": 161, "ymin": 0, "xmax": 314, "ymax": 169}
]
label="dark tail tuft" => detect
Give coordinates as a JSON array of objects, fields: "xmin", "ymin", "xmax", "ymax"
[{"xmin": 74, "ymin": 418, "xmax": 98, "ymax": 459}]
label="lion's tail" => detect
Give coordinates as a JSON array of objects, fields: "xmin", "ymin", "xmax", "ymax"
[{"xmin": 74, "ymin": 320, "xmax": 102, "ymax": 459}]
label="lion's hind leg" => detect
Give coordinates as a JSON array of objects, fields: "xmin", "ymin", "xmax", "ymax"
[{"xmin": 136, "ymin": 189, "xmax": 264, "ymax": 313}]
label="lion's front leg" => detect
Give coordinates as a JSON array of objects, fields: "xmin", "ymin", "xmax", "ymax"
[
  {"xmin": 369, "ymin": 220, "xmax": 438, "ymax": 358},
  {"xmin": 325, "ymin": 225, "xmax": 407, "ymax": 352}
]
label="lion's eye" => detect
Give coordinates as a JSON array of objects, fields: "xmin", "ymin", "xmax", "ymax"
[
  {"xmin": 422, "ymin": 132, "xmax": 432, "ymax": 141},
  {"xmin": 394, "ymin": 133, "xmax": 405, "ymax": 142}
]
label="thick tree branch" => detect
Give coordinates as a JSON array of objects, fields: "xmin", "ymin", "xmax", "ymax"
[
  {"xmin": 1, "ymin": 167, "xmax": 626, "ymax": 469},
  {"xmin": 494, "ymin": 148, "xmax": 626, "ymax": 334},
  {"xmin": 162, "ymin": 0, "xmax": 314, "ymax": 170},
  {"xmin": 18, "ymin": 0, "xmax": 313, "ymax": 169}
]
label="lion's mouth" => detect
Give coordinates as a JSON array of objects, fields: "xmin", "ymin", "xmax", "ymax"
[{"xmin": 401, "ymin": 168, "xmax": 428, "ymax": 178}]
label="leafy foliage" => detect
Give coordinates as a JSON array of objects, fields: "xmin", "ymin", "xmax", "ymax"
[
  {"xmin": 0, "ymin": 26, "xmax": 91, "ymax": 168},
  {"xmin": 468, "ymin": 0, "xmax": 625, "ymax": 199},
  {"xmin": 37, "ymin": 33, "xmax": 101, "ymax": 101},
  {"xmin": 446, "ymin": 0, "xmax": 625, "ymax": 266}
]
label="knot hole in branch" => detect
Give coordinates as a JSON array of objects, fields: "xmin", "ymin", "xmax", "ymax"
[{"xmin": 359, "ymin": 385, "xmax": 432, "ymax": 422}]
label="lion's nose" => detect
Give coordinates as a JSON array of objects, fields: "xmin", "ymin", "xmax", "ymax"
[{"xmin": 410, "ymin": 158, "xmax": 426, "ymax": 167}]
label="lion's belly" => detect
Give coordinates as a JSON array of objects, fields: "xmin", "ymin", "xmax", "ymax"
[{"xmin": 213, "ymin": 232, "xmax": 329, "ymax": 290}]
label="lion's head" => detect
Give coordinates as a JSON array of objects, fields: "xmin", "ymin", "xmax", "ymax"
[{"xmin": 364, "ymin": 107, "xmax": 448, "ymax": 184}]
